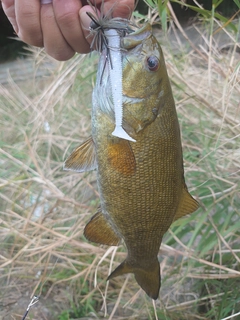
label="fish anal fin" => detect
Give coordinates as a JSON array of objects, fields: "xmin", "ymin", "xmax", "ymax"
[
  {"xmin": 107, "ymin": 258, "xmax": 160, "ymax": 300},
  {"xmin": 84, "ymin": 209, "xmax": 120, "ymax": 246},
  {"xmin": 174, "ymin": 185, "xmax": 199, "ymax": 221},
  {"xmin": 64, "ymin": 136, "xmax": 97, "ymax": 173},
  {"xmin": 107, "ymin": 138, "xmax": 136, "ymax": 175}
]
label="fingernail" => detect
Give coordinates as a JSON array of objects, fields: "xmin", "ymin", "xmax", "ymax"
[{"xmin": 80, "ymin": 10, "xmax": 92, "ymax": 31}]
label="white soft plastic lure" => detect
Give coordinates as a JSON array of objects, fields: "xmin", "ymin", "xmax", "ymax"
[{"xmin": 104, "ymin": 29, "xmax": 136, "ymax": 142}]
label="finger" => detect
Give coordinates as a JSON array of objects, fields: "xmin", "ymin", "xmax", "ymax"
[
  {"xmin": 15, "ymin": 0, "xmax": 43, "ymax": 46},
  {"xmin": 2, "ymin": 0, "xmax": 18, "ymax": 34},
  {"xmin": 79, "ymin": 5, "xmax": 99, "ymax": 49},
  {"xmin": 41, "ymin": 3, "xmax": 75, "ymax": 61},
  {"xmin": 79, "ymin": 0, "xmax": 135, "ymax": 49},
  {"xmin": 92, "ymin": 0, "xmax": 135, "ymax": 19},
  {"xmin": 104, "ymin": 0, "xmax": 135, "ymax": 19},
  {"xmin": 53, "ymin": 0, "xmax": 90, "ymax": 54}
]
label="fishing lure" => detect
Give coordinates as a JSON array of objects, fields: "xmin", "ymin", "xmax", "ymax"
[
  {"xmin": 86, "ymin": 1, "xmax": 136, "ymax": 141},
  {"xmin": 104, "ymin": 29, "xmax": 136, "ymax": 142}
]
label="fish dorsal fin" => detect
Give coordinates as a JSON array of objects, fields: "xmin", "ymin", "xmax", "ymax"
[
  {"xmin": 63, "ymin": 136, "xmax": 97, "ymax": 172},
  {"xmin": 84, "ymin": 209, "xmax": 120, "ymax": 246},
  {"xmin": 107, "ymin": 138, "xmax": 136, "ymax": 175},
  {"xmin": 174, "ymin": 185, "xmax": 199, "ymax": 221}
]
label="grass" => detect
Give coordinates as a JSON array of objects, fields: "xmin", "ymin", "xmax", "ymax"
[{"xmin": 0, "ymin": 1, "xmax": 240, "ymax": 319}]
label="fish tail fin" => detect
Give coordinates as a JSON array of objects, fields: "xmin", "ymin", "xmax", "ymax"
[{"xmin": 107, "ymin": 259, "xmax": 160, "ymax": 300}]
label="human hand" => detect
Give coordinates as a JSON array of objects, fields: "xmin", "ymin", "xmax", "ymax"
[{"xmin": 2, "ymin": 0, "xmax": 134, "ymax": 61}]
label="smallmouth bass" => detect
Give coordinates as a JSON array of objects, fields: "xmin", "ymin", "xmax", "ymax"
[{"xmin": 64, "ymin": 22, "xmax": 199, "ymax": 300}]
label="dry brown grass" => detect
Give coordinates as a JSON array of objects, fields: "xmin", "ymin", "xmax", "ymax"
[{"xmin": 0, "ymin": 12, "xmax": 240, "ymax": 320}]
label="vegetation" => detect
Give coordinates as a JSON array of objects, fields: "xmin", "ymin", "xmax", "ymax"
[{"xmin": 0, "ymin": 0, "xmax": 239, "ymax": 319}]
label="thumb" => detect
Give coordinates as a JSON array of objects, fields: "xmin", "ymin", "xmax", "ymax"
[{"xmin": 79, "ymin": 5, "xmax": 100, "ymax": 49}]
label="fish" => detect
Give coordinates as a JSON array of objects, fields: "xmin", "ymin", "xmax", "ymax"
[{"xmin": 64, "ymin": 21, "xmax": 199, "ymax": 300}]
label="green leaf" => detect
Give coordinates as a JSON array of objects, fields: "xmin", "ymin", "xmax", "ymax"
[
  {"xmin": 214, "ymin": 13, "xmax": 238, "ymax": 32},
  {"xmin": 233, "ymin": 0, "xmax": 240, "ymax": 9},
  {"xmin": 212, "ymin": 0, "xmax": 224, "ymax": 8}
]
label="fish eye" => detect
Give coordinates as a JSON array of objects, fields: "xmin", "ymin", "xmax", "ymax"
[{"xmin": 146, "ymin": 56, "xmax": 159, "ymax": 71}]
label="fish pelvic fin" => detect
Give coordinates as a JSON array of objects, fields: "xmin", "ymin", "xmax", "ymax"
[
  {"xmin": 63, "ymin": 136, "xmax": 97, "ymax": 173},
  {"xmin": 107, "ymin": 259, "xmax": 160, "ymax": 300},
  {"xmin": 174, "ymin": 184, "xmax": 199, "ymax": 221},
  {"xmin": 84, "ymin": 209, "xmax": 120, "ymax": 246}
]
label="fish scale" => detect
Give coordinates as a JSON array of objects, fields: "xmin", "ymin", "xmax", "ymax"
[
  {"xmin": 93, "ymin": 111, "xmax": 181, "ymax": 266},
  {"xmin": 64, "ymin": 23, "xmax": 199, "ymax": 299}
]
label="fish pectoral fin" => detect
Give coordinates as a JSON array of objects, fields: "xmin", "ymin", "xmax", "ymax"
[
  {"xmin": 107, "ymin": 259, "xmax": 160, "ymax": 300},
  {"xmin": 174, "ymin": 185, "xmax": 199, "ymax": 221},
  {"xmin": 63, "ymin": 136, "xmax": 97, "ymax": 172},
  {"xmin": 84, "ymin": 209, "xmax": 120, "ymax": 246},
  {"xmin": 107, "ymin": 138, "xmax": 136, "ymax": 175}
]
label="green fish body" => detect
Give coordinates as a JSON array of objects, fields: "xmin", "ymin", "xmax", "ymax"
[{"xmin": 65, "ymin": 23, "xmax": 198, "ymax": 299}]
